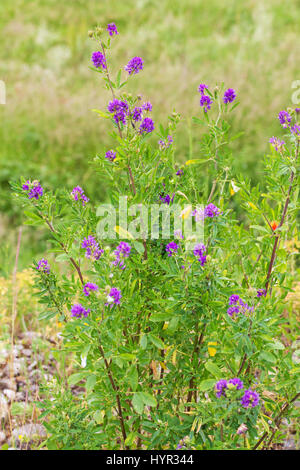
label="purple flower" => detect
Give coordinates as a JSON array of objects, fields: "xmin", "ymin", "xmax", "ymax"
[
  {"xmin": 125, "ymin": 56, "xmax": 144, "ymax": 75},
  {"xmin": 278, "ymin": 110, "xmax": 291, "ymax": 128},
  {"xmin": 159, "ymin": 193, "xmax": 175, "ymax": 205},
  {"xmin": 131, "ymin": 107, "xmax": 143, "ymax": 122},
  {"xmin": 107, "ymin": 99, "xmax": 129, "ymax": 114},
  {"xmin": 113, "ymin": 242, "xmax": 131, "ymax": 269},
  {"xmin": 81, "ymin": 236, "xmax": 104, "ymax": 261},
  {"xmin": 215, "ymin": 379, "xmax": 228, "ymax": 398},
  {"xmin": 71, "ymin": 303, "xmax": 90, "ymax": 319},
  {"xmin": 159, "ymin": 135, "xmax": 173, "ymax": 149},
  {"xmin": 198, "ymin": 83, "xmax": 208, "ymax": 94},
  {"xmin": 105, "ymin": 150, "xmax": 117, "ymax": 162},
  {"xmin": 166, "ymin": 241, "xmax": 178, "ymax": 257},
  {"xmin": 106, "ymin": 287, "xmax": 122, "ymax": 306},
  {"xmin": 91, "ymin": 51, "xmax": 107, "ymax": 70},
  {"xmin": 71, "ymin": 186, "xmax": 89, "ymax": 206},
  {"xmin": 228, "ymin": 378, "xmax": 244, "ymax": 390},
  {"xmin": 223, "ymin": 88, "xmax": 236, "ymax": 104},
  {"xmin": 142, "ymin": 101, "xmax": 152, "ymax": 112},
  {"xmin": 241, "ymin": 389, "xmax": 260, "ymax": 408},
  {"xmin": 269, "ymin": 137, "xmax": 285, "ymax": 152},
  {"xmin": 22, "ymin": 180, "xmax": 43, "ymax": 200},
  {"xmin": 107, "ymin": 99, "xmax": 129, "ymax": 126},
  {"xmin": 227, "ymin": 294, "xmax": 253, "ymax": 317},
  {"xmin": 257, "ymin": 288, "xmax": 266, "ymax": 298},
  {"xmin": 229, "ymin": 294, "xmax": 240, "ymax": 305},
  {"xmin": 37, "ymin": 258, "xmax": 50, "ymax": 274},
  {"xmin": 237, "ymin": 423, "xmax": 248, "ymax": 435},
  {"xmin": 176, "ymin": 169, "xmax": 184, "ymax": 176},
  {"xmin": 200, "ymin": 94, "xmax": 213, "ymax": 112},
  {"xmin": 291, "ymin": 124, "xmax": 300, "ymax": 136},
  {"xmin": 227, "ymin": 306, "xmax": 240, "ymax": 317},
  {"xmin": 193, "ymin": 243, "xmax": 207, "ymax": 266},
  {"xmin": 204, "ymin": 203, "xmax": 221, "ymax": 218},
  {"xmin": 83, "ymin": 282, "xmax": 99, "ymax": 297},
  {"xmin": 139, "ymin": 117, "xmax": 154, "ymax": 134},
  {"xmin": 107, "ymin": 23, "xmax": 118, "ymax": 36},
  {"xmin": 295, "ymin": 108, "xmax": 300, "ymax": 114}
]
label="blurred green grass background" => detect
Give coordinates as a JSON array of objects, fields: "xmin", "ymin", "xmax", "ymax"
[{"xmin": 0, "ymin": 0, "xmax": 299, "ymax": 269}]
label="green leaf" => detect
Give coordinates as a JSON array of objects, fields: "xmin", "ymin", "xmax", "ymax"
[
  {"xmin": 259, "ymin": 352, "xmax": 277, "ymax": 363},
  {"xmin": 198, "ymin": 379, "xmax": 216, "ymax": 392},
  {"xmin": 149, "ymin": 334, "xmax": 166, "ymax": 349},
  {"xmin": 86, "ymin": 375, "xmax": 97, "ymax": 392},
  {"xmin": 68, "ymin": 372, "xmax": 89, "ymax": 385},
  {"xmin": 204, "ymin": 360, "xmax": 223, "ymax": 378},
  {"xmin": 139, "ymin": 392, "xmax": 157, "ymax": 407},
  {"xmin": 132, "ymin": 393, "xmax": 144, "ymax": 414}
]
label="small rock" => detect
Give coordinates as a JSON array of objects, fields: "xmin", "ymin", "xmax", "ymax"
[
  {"xmin": 22, "ymin": 349, "xmax": 32, "ymax": 357},
  {"xmin": 3, "ymin": 389, "xmax": 16, "ymax": 402},
  {"xmin": 283, "ymin": 437, "xmax": 296, "ymax": 450},
  {"xmin": 0, "ymin": 431, "xmax": 6, "ymax": 443},
  {"xmin": 0, "ymin": 379, "xmax": 16, "ymax": 391}
]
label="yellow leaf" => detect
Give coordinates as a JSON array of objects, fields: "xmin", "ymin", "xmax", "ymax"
[
  {"xmin": 248, "ymin": 202, "xmax": 258, "ymax": 210},
  {"xmin": 172, "ymin": 350, "xmax": 177, "ymax": 365},
  {"xmin": 180, "ymin": 205, "xmax": 192, "ymax": 220},
  {"xmin": 208, "ymin": 341, "xmax": 217, "ymax": 357},
  {"xmin": 114, "ymin": 226, "xmax": 134, "ymax": 239}
]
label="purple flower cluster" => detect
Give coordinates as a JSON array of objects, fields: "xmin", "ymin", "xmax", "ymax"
[
  {"xmin": 91, "ymin": 51, "xmax": 107, "ymax": 70},
  {"xmin": 176, "ymin": 169, "xmax": 184, "ymax": 176},
  {"xmin": 192, "ymin": 203, "xmax": 221, "ymax": 221},
  {"xmin": 198, "ymin": 83, "xmax": 213, "ymax": 112},
  {"xmin": 159, "ymin": 192, "xmax": 175, "ymax": 205},
  {"xmin": 215, "ymin": 379, "xmax": 228, "ymax": 398},
  {"xmin": 278, "ymin": 110, "xmax": 291, "ymax": 128},
  {"xmin": 107, "ymin": 23, "xmax": 118, "ymax": 36},
  {"xmin": 71, "ymin": 186, "xmax": 89, "ymax": 206},
  {"xmin": 142, "ymin": 101, "xmax": 152, "ymax": 112},
  {"xmin": 257, "ymin": 288, "xmax": 266, "ymax": 298},
  {"xmin": 291, "ymin": 124, "xmax": 300, "ymax": 136},
  {"xmin": 125, "ymin": 56, "xmax": 144, "ymax": 75},
  {"xmin": 105, "ymin": 150, "xmax": 117, "ymax": 162},
  {"xmin": 193, "ymin": 243, "xmax": 207, "ymax": 266},
  {"xmin": 269, "ymin": 137, "xmax": 285, "ymax": 152},
  {"xmin": 204, "ymin": 203, "xmax": 222, "ymax": 218},
  {"xmin": 227, "ymin": 294, "xmax": 254, "ymax": 317},
  {"xmin": 22, "ymin": 180, "xmax": 43, "ymax": 200},
  {"xmin": 215, "ymin": 378, "xmax": 243, "ymax": 398},
  {"xmin": 36, "ymin": 258, "xmax": 50, "ymax": 274},
  {"xmin": 107, "ymin": 99, "xmax": 129, "ymax": 126},
  {"xmin": 71, "ymin": 303, "xmax": 90, "ymax": 319},
  {"xmin": 223, "ymin": 88, "xmax": 237, "ymax": 104},
  {"xmin": 241, "ymin": 389, "xmax": 260, "ymax": 408},
  {"xmin": 81, "ymin": 236, "xmax": 104, "ymax": 261},
  {"xmin": 139, "ymin": 117, "xmax": 155, "ymax": 134},
  {"xmin": 165, "ymin": 241, "xmax": 178, "ymax": 257},
  {"xmin": 131, "ymin": 106, "xmax": 143, "ymax": 122},
  {"xmin": 83, "ymin": 282, "xmax": 99, "ymax": 297},
  {"xmin": 158, "ymin": 135, "xmax": 173, "ymax": 149},
  {"xmin": 113, "ymin": 241, "xmax": 131, "ymax": 269},
  {"xmin": 106, "ymin": 287, "xmax": 122, "ymax": 306},
  {"xmin": 200, "ymin": 94, "xmax": 213, "ymax": 113},
  {"xmin": 198, "ymin": 83, "xmax": 208, "ymax": 94}
]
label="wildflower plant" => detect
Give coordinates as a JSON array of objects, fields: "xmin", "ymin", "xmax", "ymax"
[{"xmin": 11, "ymin": 23, "xmax": 300, "ymax": 450}]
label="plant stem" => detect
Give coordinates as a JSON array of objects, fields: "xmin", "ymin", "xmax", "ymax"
[{"xmin": 98, "ymin": 342, "xmax": 128, "ymax": 448}]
